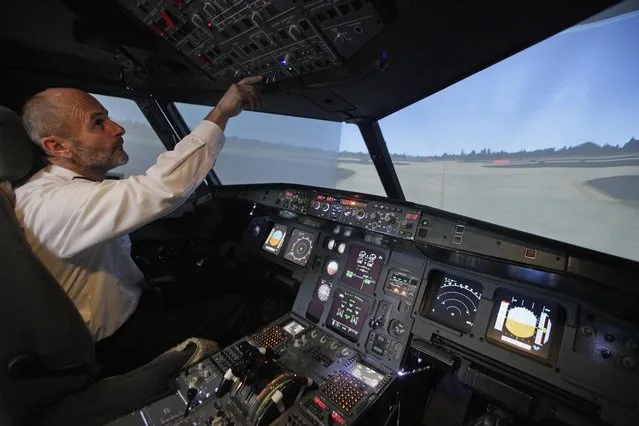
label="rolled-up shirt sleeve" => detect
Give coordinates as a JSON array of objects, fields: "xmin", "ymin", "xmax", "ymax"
[{"xmin": 38, "ymin": 120, "xmax": 224, "ymax": 258}]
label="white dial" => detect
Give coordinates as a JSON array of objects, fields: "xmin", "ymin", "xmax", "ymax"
[{"xmin": 317, "ymin": 283, "xmax": 331, "ymax": 302}]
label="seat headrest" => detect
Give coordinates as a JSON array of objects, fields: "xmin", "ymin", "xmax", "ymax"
[{"xmin": 0, "ymin": 106, "xmax": 36, "ymax": 181}]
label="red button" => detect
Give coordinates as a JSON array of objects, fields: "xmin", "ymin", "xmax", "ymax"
[
  {"xmin": 331, "ymin": 411, "xmax": 346, "ymax": 425},
  {"xmin": 313, "ymin": 396, "xmax": 327, "ymax": 410}
]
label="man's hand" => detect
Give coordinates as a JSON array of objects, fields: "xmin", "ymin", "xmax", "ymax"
[{"xmin": 207, "ymin": 76, "xmax": 263, "ymax": 130}]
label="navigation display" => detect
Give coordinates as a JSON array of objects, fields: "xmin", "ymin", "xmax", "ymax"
[
  {"xmin": 262, "ymin": 224, "xmax": 287, "ymax": 255},
  {"xmin": 283, "ymin": 229, "xmax": 316, "ymax": 266},
  {"xmin": 486, "ymin": 289, "xmax": 562, "ymax": 363},
  {"xmin": 351, "ymin": 363, "xmax": 385, "ymax": 388},
  {"xmin": 423, "ymin": 272, "xmax": 483, "ymax": 333},
  {"xmin": 326, "ymin": 289, "xmax": 370, "ymax": 341},
  {"xmin": 342, "ymin": 245, "xmax": 385, "ymax": 294}
]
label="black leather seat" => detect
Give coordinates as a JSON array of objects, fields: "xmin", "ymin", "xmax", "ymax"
[{"xmin": 0, "ymin": 106, "xmax": 194, "ymax": 426}]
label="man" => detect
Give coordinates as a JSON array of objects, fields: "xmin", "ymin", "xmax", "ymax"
[{"xmin": 15, "ymin": 76, "xmax": 263, "ymax": 375}]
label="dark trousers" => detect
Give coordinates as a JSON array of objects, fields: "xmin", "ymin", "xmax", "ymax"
[{"xmin": 95, "ymin": 287, "xmax": 249, "ymax": 377}]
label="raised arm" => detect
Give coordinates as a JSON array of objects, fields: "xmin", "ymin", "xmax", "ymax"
[{"xmin": 20, "ymin": 76, "xmax": 262, "ymax": 258}]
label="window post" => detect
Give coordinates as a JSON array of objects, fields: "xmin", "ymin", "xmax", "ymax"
[{"xmin": 355, "ymin": 118, "xmax": 405, "ymax": 201}]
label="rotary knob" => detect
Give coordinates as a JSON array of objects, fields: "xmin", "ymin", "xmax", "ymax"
[
  {"xmin": 355, "ymin": 209, "xmax": 366, "ymax": 220},
  {"xmin": 389, "ymin": 319, "xmax": 406, "ymax": 337},
  {"xmin": 312, "ymin": 201, "xmax": 321, "ymax": 210},
  {"xmin": 623, "ymin": 357, "xmax": 636, "ymax": 370},
  {"xmin": 322, "ymin": 203, "xmax": 330, "ymax": 212},
  {"xmin": 368, "ymin": 317, "xmax": 381, "ymax": 329},
  {"xmin": 188, "ymin": 376, "xmax": 202, "ymax": 388}
]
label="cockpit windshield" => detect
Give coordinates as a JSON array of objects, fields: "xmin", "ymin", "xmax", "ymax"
[
  {"xmin": 174, "ymin": 103, "xmax": 385, "ymax": 196},
  {"xmin": 378, "ymin": 3, "xmax": 639, "ymax": 262}
]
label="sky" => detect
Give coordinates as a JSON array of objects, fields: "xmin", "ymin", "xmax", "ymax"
[
  {"xmin": 96, "ymin": 6, "xmax": 639, "ymax": 158},
  {"xmin": 370, "ymin": 9, "xmax": 639, "ymax": 156}
]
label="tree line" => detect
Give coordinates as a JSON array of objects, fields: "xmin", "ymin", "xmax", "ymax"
[
  {"xmin": 346, "ymin": 138, "xmax": 639, "ymax": 162},
  {"xmin": 118, "ymin": 119, "xmax": 638, "ymax": 162}
]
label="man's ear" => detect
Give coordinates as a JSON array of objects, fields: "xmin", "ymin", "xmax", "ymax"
[{"xmin": 41, "ymin": 135, "xmax": 73, "ymax": 159}]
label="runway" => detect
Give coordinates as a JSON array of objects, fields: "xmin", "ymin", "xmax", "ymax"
[
  {"xmin": 337, "ymin": 160, "xmax": 639, "ymax": 262},
  {"xmin": 115, "ymin": 136, "xmax": 638, "ymax": 262}
]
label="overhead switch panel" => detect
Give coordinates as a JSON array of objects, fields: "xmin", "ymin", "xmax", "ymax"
[{"xmin": 117, "ymin": 0, "xmax": 392, "ymax": 84}]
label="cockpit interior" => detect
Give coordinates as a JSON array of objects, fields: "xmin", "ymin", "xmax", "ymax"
[{"xmin": 1, "ymin": 1, "xmax": 638, "ymax": 425}]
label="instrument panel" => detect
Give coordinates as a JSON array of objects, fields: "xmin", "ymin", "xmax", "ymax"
[
  {"xmin": 238, "ymin": 187, "xmax": 570, "ymax": 274},
  {"xmin": 239, "ymin": 187, "xmax": 639, "ymax": 426},
  {"xmin": 109, "ymin": 186, "xmax": 639, "ymax": 426},
  {"xmin": 309, "ymin": 192, "xmax": 421, "ymax": 240}
]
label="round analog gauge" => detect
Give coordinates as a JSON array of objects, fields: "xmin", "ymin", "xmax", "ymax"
[
  {"xmin": 287, "ymin": 235, "xmax": 313, "ymax": 264},
  {"xmin": 326, "ymin": 260, "xmax": 339, "ymax": 276},
  {"xmin": 317, "ymin": 283, "xmax": 332, "ymax": 302},
  {"xmin": 283, "ymin": 229, "xmax": 315, "ymax": 267}
]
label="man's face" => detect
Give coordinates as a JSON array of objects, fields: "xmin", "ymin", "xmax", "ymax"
[{"xmin": 64, "ymin": 92, "xmax": 129, "ymax": 171}]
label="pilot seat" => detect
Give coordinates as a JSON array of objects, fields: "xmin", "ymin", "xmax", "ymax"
[{"xmin": 0, "ymin": 105, "xmax": 212, "ymax": 426}]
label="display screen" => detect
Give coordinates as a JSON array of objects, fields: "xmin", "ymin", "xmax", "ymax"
[
  {"xmin": 282, "ymin": 320, "xmax": 305, "ymax": 336},
  {"xmin": 326, "ymin": 289, "xmax": 370, "ymax": 341},
  {"xmin": 342, "ymin": 245, "xmax": 385, "ymax": 294},
  {"xmin": 351, "ymin": 363, "xmax": 385, "ymax": 388},
  {"xmin": 283, "ymin": 229, "xmax": 316, "ymax": 266},
  {"xmin": 486, "ymin": 289, "xmax": 562, "ymax": 363},
  {"xmin": 316, "ymin": 194, "xmax": 338, "ymax": 202},
  {"xmin": 340, "ymin": 198, "xmax": 367, "ymax": 208},
  {"xmin": 424, "ymin": 272, "xmax": 483, "ymax": 333},
  {"xmin": 262, "ymin": 224, "xmax": 287, "ymax": 255}
]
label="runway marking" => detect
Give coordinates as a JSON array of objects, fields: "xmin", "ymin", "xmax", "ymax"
[
  {"xmin": 439, "ymin": 162, "xmax": 447, "ymax": 208},
  {"xmin": 572, "ymin": 181, "xmax": 611, "ymax": 201}
]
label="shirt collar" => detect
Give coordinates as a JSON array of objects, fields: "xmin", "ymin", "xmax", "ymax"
[{"xmin": 46, "ymin": 164, "xmax": 85, "ymax": 181}]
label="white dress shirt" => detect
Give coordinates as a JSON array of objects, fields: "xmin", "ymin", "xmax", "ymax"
[{"xmin": 15, "ymin": 120, "xmax": 225, "ymax": 341}]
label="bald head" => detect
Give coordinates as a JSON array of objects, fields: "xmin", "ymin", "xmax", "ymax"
[
  {"xmin": 20, "ymin": 88, "xmax": 128, "ymax": 180},
  {"xmin": 22, "ymin": 88, "xmax": 89, "ymax": 148}
]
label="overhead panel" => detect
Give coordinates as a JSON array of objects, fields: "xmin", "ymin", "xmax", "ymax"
[{"xmin": 117, "ymin": 0, "xmax": 388, "ymax": 85}]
